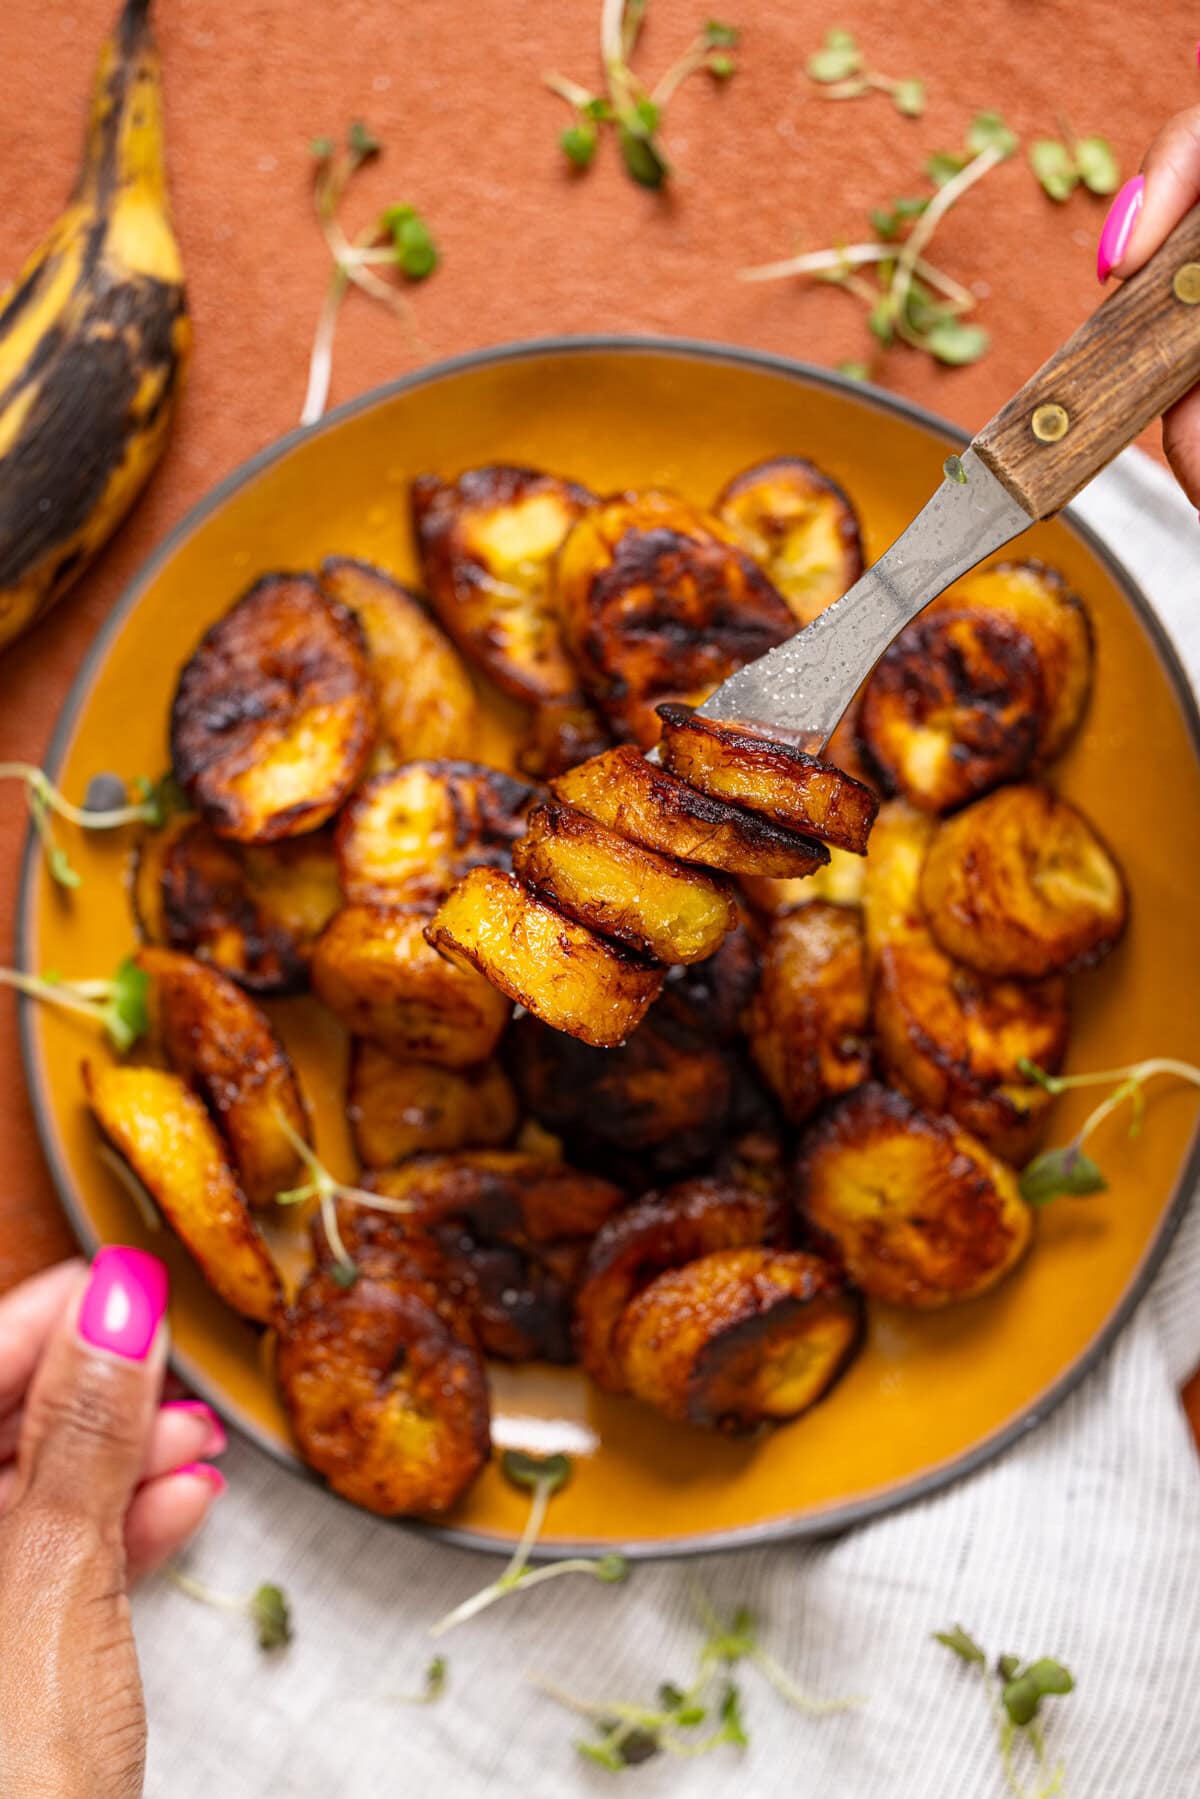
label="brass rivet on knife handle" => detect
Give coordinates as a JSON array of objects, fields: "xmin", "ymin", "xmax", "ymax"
[
  {"xmin": 1173, "ymin": 262, "xmax": 1200, "ymax": 305},
  {"xmin": 971, "ymin": 203, "xmax": 1200, "ymax": 520},
  {"xmin": 1031, "ymin": 403, "xmax": 1069, "ymax": 444}
]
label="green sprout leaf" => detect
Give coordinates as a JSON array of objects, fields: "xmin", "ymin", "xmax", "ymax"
[
  {"xmin": 133, "ymin": 771, "xmax": 189, "ymax": 829},
  {"xmin": 806, "ymin": 28, "xmax": 862, "ymax": 83},
  {"xmin": 707, "ymin": 52, "xmax": 736, "ymax": 78},
  {"xmin": 1030, "ymin": 138, "xmax": 1078, "ymax": 203},
  {"xmin": 967, "ymin": 110, "xmax": 1018, "ymax": 158},
  {"xmin": 934, "ymin": 1625, "xmax": 987, "ymax": 1665},
  {"xmin": 617, "ymin": 124, "xmax": 669, "ymax": 189},
  {"xmin": 310, "ymin": 135, "xmax": 334, "ymax": 162},
  {"xmin": 251, "ymin": 1583, "xmax": 293, "ymax": 1651},
  {"xmin": 926, "ymin": 318, "xmax": 990, "ymax": 366},
  {"xmin": 927, "ymin": 148, "xmax": 968, "ymax": 186},
  {"xmin": 717, "ymin": 1681, "xmax": 749, "ymax": 1747},
  {"xmin": 996, "ymin": 1653, "xmax": 1022, "ymax": 1682},
  {"xmin": 944, "ymin": 454, "xmax": 968, "ymax": 485},
  {"xmin": 837, "ymin": 360, "xmax": 870, "ymax": 382},
  {"xmin": 1019, "ymin": 1145, "xmax": 1107, "ymax": 1207},
  {"xmin": 560, "ymin": 121, "xmax": 598, "ymax": 169},
  {"xmin": 1075, "ymin": 135, "xmax": 1120, "ymax": 195},
  {"xmin": 329, "ymin": 1258, "xmax": 360, "ymax": 1288},
  {"xmin": 47, "ymin": 845, "xmax": 81, "ymax": 890},
  {"xmin": 105, "ymin": 956, "xmax": 151, "ymax": 1054},
  {"xmin": 379, "ymin": 205, "xmax": 439, "ymax": 281},
  {"xmin": 892, "ymin": 78, "xmax": 925, "ymax": 118},
  {"xmin": 501, "ymin": 1448, "xmax": 572, "ymax": 1496},
  {"xmin": 704, "ymin": 19, "xmax": 739, "ymax": 47},
  {"xmin": 347, "ymin": 119, "xmax": 381, "ymax": 162}
]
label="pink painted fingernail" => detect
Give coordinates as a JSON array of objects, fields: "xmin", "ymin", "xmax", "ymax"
[
  {"xmin": 173, "ymin": 1462, "xmax": 227, "ymax": 1496},
  {"xmin": 162, "ymin": 1399, "xmax": 227, "ymax": 1456},
  {"xmin": 1097, "ymin": 175, "xmax": 1144, "ymax": 282},
  {"xmin": 78, "ymin": 1246, "xmax": 168, "ymax": 1362}
]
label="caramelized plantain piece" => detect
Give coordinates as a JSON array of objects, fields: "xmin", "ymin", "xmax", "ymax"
[
  {"xmin": 746, "ymin": 903, "xmax": 871, "ymax": 1125},
  {"xmin": 517, "ymin": 696, "xmax": 612, "ymax": 781},
  {"xmin": 857, "ymin": 607, "xmax": 1043, "ymax": 813},
  {"xmin": 368, "ymin": 1152, "xmax": 624, "ymax": 1362},
  {"xmin": 277, "ymin": 1260, "xmax": 490, "ymax": 1516},
  {"xmin": 348, "ymin": 1039, "xmax": 519, "ymax": 1169},
  {"xmin": 335, "ymin": 761, "xmax": 539, "ymax": 908},
  {"xmin": 319, "ymin": 555, "xmax": 477, "ymax": 761},
  {"xmin": 657, "ymin": 704, "xmax": 878, "ymax": 854},
  {"xmin": 137, "ymin": 817, "xmax": 340, "ymax": 995},
  {"xmin": 552, "ymin": 746, "xmax": 829, "ymax": 879},
  {"xmin": 615, "ymin": 1247, "xmax": 863, "ymax": 1431},
  {"xmin": 574, "ymin": 1177, "xmax": 788, "ymax": 1389},
  {"xmin": 932, "ymin": 561, "xmax": 1092, "ymax": 763},
  {"xmin": 139, "ymin": 947, "xmax": 309, "ymax": 1208},
  {"xmin": 713, "ymin": 456, "xmax": 865, "ymax": 627},
  {"xmin": 426, "ymin": 867, "xmax": 664, "ymax": 1048},
  {"xmin": 171, "ymin": 575, "xmax": 377, "ymax": 842},
  {"xmin": 797, "ymin": 1083, "xmax": 1033, "ymax": 1308},
  {"xmin": 919, "ymin": 784, "xmax": 1128, "ymax": 978},
  {"xmin": 864, "ymin": 801, "xmax": 1068, "ymax": 1160},
  {"xmin": 555, "ymin": 489, "xmax": 796, "ymax": 746},
  {"xmin": 741, "ymin": 846, "xmax": 866, "ymax": 918},
  {"xmin": 411, "ymin": 464, "xmax": 594, "ymax": 703},
  {"xmin": 653, "ymin": 910, "xmax": 763, "ymax": 1043},
  {"xmin": 83, "ymin": 1061, "xmax": 282, "ymax": 1325},
  {"xmin": 312, "ymin": 904, "xmax": 511, "ymax": 1066},
  {"xmin": 512, "ymin": 800, "xmax": 736, "ymax": 965},
  {"xmin": 509, "ymin": 1012, "xmax": 736, "ymax": 1186}
]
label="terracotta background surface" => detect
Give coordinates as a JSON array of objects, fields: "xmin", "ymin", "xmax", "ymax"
[{"xmin": 0, "ymin": 0, "xmax": 1196, "ymax": 1430}]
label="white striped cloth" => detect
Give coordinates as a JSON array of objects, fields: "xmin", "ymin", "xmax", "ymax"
[{"xmin": 133, "ymin": 449, "xmax": 1200, "ymax": 1799}]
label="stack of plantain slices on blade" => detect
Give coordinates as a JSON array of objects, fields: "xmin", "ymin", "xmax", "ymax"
[{"xmin": 0, "ymin": 0, "xmax": 188, "ymax": 651}]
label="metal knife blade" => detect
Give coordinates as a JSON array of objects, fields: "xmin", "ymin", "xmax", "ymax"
[{"xmin": 694, "ymin": 447, "xmax": 1035, "ymax": 752}]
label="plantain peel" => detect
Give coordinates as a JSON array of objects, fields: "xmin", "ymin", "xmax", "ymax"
[{"xmin": 0, "ymin": 0, "xmax": 189, "ymax": 651}]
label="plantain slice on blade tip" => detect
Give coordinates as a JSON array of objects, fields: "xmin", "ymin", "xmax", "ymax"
[{"xmin": 0, "ymin": 0, "xmax": 189, "ymax": 653}]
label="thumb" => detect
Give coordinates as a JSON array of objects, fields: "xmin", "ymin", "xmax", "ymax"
[{"xmin": 11, "ymin": 1247, "xmax": 168, "ymax": 1540}]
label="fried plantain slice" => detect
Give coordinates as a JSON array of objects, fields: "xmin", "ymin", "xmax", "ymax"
[
  {"xmin": 614, "ymin": 1246, "xmax": 863, "ymax": 1431},
  {"xmin": 277, "ymin": 1261, "xmax": 490, "ymax": 1516},
  {"xmin": 797, "ymin": 1082, "xmax": 1034, "ymax": 1308},
  {"xmin": 653, "ymin": 910, "xmax": 763, "ymax": 1044},
  {"xmin": 512, "ymin": 799, "xmax": 736, "ymax": 965},
  {"xmin": 411, "ymin": 464, "xmax": 594, "ymax": 704},
  {"xmin": 741, "ymin": 845, "xmax": 867, "ymax": 918},
  {"xmin": 555, "ymin": 489, "xmax": 796, "ymax": 747},
  {"xmin": 508, "ymin": 1012, "xmax": 736, "ymax": 1187},
  {"xmin": 517, "ymin": 696, "xmax": 612, "ymax": 781},
  {"xmin": 919, "ymin": 783, "xmax": 1128, "ymax": 978},
  {"xmin": 426, "ymin": 867, "xmax": 664, "ymax": 1048},
  {"xmin": 348, "ymin": 1039, "xmax": 519, "ymax": 1169},
  {"xmin": 368, "ymin": 1151, "xmax": 624, "ymax": 1362},
  {"xmin": 312, "ymin": 904, "xmax": 511, "ymax": 1066},
  {"xmin": 136, "ymin": 817, "xmax": 340, "ymax": 995},
  {"xmin": 83, "ymin": 1060, "xmax": 282, "ymax": 1325},
  {"xmin": 931, "ymin": 560, "xmax": 1092, "ymax": 763},
  {"xmin": 713, "ymin": 456, "xmax": 865, "ymax": 627},
  {"xmin": 574, "ymin": 1177, "xmax": 788, "ymax": 1390},
  {"xmin": 319, "ymin": 556, "xmax": 477, "ymax": 761},
  {"xmin": 657, "ymin": 704, "xmax": 879, "ymax": 854},
  {"xmin": 171, "ymin": 574, "xmax": 377, "ymax": 842},
  {"xmin": 857, "ymin": 606, "xmax": 1043, "ymax": 813},
  {"xmin": 552, "ymin": 746, "xmax": 829, "ymax": 879},
  {"xmin": 745, "ymin": 903, "xmax": 871, "ymax": 1126},
  {"xmin": 139, "ymin": 947, "xmax": 309, "ymax": 1208},
  {"xmin": 864, "ymin": 800, "xmax": 1067, "ymax": 1160},
  {"xmin": 335, "ymin": 761, "xmax": 540, "ymax": 908}
]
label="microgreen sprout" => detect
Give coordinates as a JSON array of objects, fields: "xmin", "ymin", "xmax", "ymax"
[
  {"xmin": 935, "ymin": 1625, "xmax": 1073, "ymax": 1799},
  {"xmin": 168, "ymin": 1568, "xmax": 293, "ymax": 1651},
  {"xmin": 743, "ymin": 112, "xmax": 1017, "ymax": 370},
  {"xmin": 1, "ymin": 764, "xmax": 183, "ymax": 889},
  {"xmin": 1029, "ymin": 122, "xmax": 1120, "ymax": 203},
  {"xmin": 544, "ymin": 2, "xmax": 739, "ymax": 188},
  {"xmin": 390, "ymin": 1656, "xmax": 449, "ymax": 1705},
  {"xmin": 1016, "ymin": 1056, "xmax": 1200, "ymax": 1205},
  {"xmin": 538, "ymin": 1582, "xmax": 857, "ymax": 1770},
  {"xmin": 805, "ymin": 28, "xmax": 924, "ymax": 118},
  {"xmin": 944, "ymin": 454, "xmax": 968, "ymax": 484},
  {"xmin": 430, "ymin": 1450, "xmax": 628, "ymax": 1637},
  {"xmin": 271, "ymin": 1112, "xmax": 418, "ymax": 1288},
  {"xmin": 302, "ymin": 122, "xmax": 439, "ymax": 426},
  {"xmin": 0, "ymin": 955, "xmax": 150, "ymax": 1053}
]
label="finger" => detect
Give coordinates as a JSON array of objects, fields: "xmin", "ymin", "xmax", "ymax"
[
  {"xmin": 10, "ymin": 1247, "xmax": 168, "ymax": 1538},
  {"xmin": 142, "ymin": 1401, "xmax": 226, "ymax": 1481},
  {"xmin": 124, "ymin": 1464, "xmax": 226, "ymax": 1581},
  {"xmin": 0, "ymin": 1259, "xmax": 86, "ymax": 1420},
  {"xmin": 1163, "ymin": 385, "xmax": 1200, "ymax": 508},
  {"xmin": 1103, "ymin": 104, "xmax": 1200, "ymax": 280}
]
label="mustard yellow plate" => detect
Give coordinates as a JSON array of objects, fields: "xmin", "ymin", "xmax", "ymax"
[{"xmin": 18, "ymin": 340, "xmax": 1200, "ymax": 1557}]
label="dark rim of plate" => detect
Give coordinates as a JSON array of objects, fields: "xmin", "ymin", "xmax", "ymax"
[{"xmin": 16, "ymin": 334, "xmax": 1200, "ymax": 1561}]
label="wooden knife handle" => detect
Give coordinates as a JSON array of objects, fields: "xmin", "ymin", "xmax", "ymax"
[{"xmin": 973, "ymin": 202, "xmax": 1200, "ymax": 518}]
